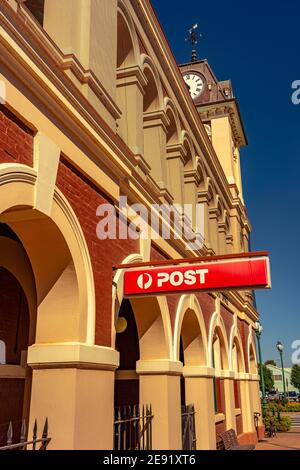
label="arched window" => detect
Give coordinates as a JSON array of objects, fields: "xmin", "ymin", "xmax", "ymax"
[{"xmin": 0, "ymin": 340, "xmax": 6, "ymax": 365}]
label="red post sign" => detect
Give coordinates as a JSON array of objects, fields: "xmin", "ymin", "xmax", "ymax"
[{"xmin": 123, "ymin": 255, "xmax": 271, "ymax": 298}]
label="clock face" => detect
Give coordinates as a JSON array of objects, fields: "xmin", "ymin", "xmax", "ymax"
[{"xmin": 183, "ymin": 72, "xmax": 205, "ymax": 100}]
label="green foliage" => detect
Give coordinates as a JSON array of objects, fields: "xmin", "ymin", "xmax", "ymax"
[
  {"xmin": 267, "ymin": 401, "xmax": 300, "ymax": 413},
  {"xmin": 258, "ymin": 363, "xmax": 274, "ymax": 392},
  {"xmin": 264, "ymin": 359, "xmax": 276, "ymax": 366},
  {"xmin": 291, "ymin": 364, "xmax": 300, "ymax": 391},
  {"xmin": 284, "ymin": 402, "xmax": 300, "ymax": 412},
  {"xmin": 263, "ymin": 414, "xmax": 291, "ymax": 433}
]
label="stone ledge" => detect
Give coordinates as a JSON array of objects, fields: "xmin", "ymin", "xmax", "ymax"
[{"xmin": 27, "ymin": 343, "xmax": 119, "ymax": 370}]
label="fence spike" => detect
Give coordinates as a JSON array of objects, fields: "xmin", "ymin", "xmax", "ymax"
[
  {"xmin": 32, "ymin": 419, "xmax": 37, "ymax": 451},
  {"xmin": 7, "ymin": 421, "xmax": 13, "ymax": 446},
  {"xmin": 20, "ymin": 419, "xmax": 27, "ymax": 443},
  {"xmin": 42, "ymin": 418, "xmax": 49, "ymax": 439}
]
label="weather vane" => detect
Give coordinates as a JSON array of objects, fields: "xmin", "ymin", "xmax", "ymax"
[{"xmin": 185, "ymin": 24, "xmax": 202, "ymax": 63}]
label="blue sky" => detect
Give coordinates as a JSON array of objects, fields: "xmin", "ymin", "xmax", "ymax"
[{"xmin": 152, "ymin": 0, "xmax": 300, "ymax": 366}]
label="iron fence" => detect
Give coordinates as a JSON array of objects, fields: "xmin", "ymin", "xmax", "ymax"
[
  {"xmin": 181, "ymin": 404, "xmax": 196, "ymax": 450},
  {"xmin": 0, "ymin": 418, "xmax": 50, "ymax": 451},
  {"xmin": 114, "ymin": 405, "xmax": 153, "ymax": 450}
]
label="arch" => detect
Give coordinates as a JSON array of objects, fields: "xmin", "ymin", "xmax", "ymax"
[
  {"xmin": 248, "ymin": 330, "xmax": 258, "ymax": 374},
  {"xmin": 173, "ymin": 294, "xmax": 208, "ymax": 365},
  {"xmin": 112, "ymin": 253, "xmax": 172, "ymax": 361},
  {"xmin": 141, "ymin": 54, "xmax": 164, "ymax": 112},
  {"xmin": 229, "ymin": 325, "xmax": 246, "ymax": 373},
  {"xmin": 181, "ymin": 130, "xmax": 196, "ymax": 169},
  {"xmin": 0, "ymin": 163, "xmax": 95, "ymax": 345},
  {"xmin": 117, "ymin": 1, "xmax": 140, "ymax": 69},
  {"xmin": 206, "ymin": 177, "xmax": 216, "ymax": 207},
  {"xmin": 164, "ymin": 97, "xmax": 181, "ymax": 145},
  {"xmin": 208, "ymin": 307, "xmax": 229, "ymax": 370}
]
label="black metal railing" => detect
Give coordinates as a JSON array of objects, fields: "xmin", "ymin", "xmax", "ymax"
[
  {"xmin": 0, "ymin": 418, "xmax": 50, "ymax": 451},
  {"xmin": 114, "ymin": 405, "xmax": 153, "ymax": 450},
  {"xmin": 181, "ymin": 404, "xmax": 196, "ymax": 450},
  {"xmin": 253, "ymin": 412, "xmax": 261, "ymax": 439}
]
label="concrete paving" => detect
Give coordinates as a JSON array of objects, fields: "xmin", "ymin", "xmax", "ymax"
[{"xmin": 256, "ymin": 430, "xmax": 300, "ymax": 450}]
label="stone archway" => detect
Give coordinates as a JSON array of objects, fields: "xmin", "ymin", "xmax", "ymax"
[{"xmin": 0, "ymin": 165, "xmax": 106, "ymax": 449}]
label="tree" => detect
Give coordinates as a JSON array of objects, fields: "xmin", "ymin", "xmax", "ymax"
[
  {"xmin": 258, "ymin": 364, "xmax": 274, "ymax": 392},
  {"xmin": 265, "ymin": 359, "xmax": 276, "ymax": 367},
  {"xmin": 291, "ymin": 364, "xmax": 300, "ymax": 391}
]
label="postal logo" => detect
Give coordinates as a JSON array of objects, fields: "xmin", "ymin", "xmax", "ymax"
[{"xmin": 137, "ymin": 272, "xmax": 153, "ymax": 290}]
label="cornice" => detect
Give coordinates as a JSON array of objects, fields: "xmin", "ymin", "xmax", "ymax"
[{"xmin": 197, "ymin": 98, "xmax": 248, "ymax": 148}]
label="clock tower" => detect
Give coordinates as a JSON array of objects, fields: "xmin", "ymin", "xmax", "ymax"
[{"xmin": 179, "ymin": 57, "xmax": 247, "ymax": 203}]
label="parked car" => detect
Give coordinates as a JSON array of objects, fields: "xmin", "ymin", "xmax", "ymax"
[
  {"xmin": 287, "ymin": 391, "xmax": 298, "ymax": 402},
  {"xmin": 267, "ymin": 390, "xmax": 280, "ymax": 401}
]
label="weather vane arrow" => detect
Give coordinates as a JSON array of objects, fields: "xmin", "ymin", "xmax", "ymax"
[{"xmin": 185, "ymin": 24, "xmax": 202, "ymax": 62}]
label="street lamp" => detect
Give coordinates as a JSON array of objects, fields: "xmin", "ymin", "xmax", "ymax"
[
  {"xmin": 276, "ymin": 341, "xmax": 287, "ymax": 403},
  {"xmin": 255, "ymin": 321, "xmax": 268, "ymax": 416}
]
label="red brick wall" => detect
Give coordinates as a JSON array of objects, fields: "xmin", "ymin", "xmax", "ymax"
[
  {"xmin": 238, "ymin": 318, "xmax": 250, "ymax": 372},
  {"xmin": 55, "ymin": 157, "xmax": 139, "ymax": 346},
  {"xmin": 220, "ymin": 304, "xmax": 234, "ymax": 339},
  {"xmin": 234, "ymin": 380, "xmax": 241, "ymax": 408},
  {"xmin": 0, "ymin": 379, "xmax": 25, "ymax": 446},
  {"xmin": 0, "ymin": 107, "xmax": 33, "ymax": 167},
  {"xmin": 196, "ymin": 293, "xmax": 215, "ymax": 335},
  {"xmin": 215, "ymin": 420, "xmax": 226, "ymax": 438},
  {"xmin": 236, "ymin": 414, "xmax": 243, "ymax": 436}
]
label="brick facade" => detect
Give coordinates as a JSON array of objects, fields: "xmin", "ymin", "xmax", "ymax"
[
  {"xmin": 0, "ymin": 107, "xmax": 33, "ymax": 167},
  {"xmin": 55, "ymin": 157, "xmax": 139, "ymax": 346}
]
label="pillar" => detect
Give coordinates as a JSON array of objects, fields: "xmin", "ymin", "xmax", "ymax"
[
  {"xmin": 116, "ymin": 66, "xmax": 146, "ymax": 156},
  {"xmin": 198, "ymin": 192, "xmax": 211, "ymax": 251},
  {"xmin": 239, "ymin": 373, "xmax": 255, "ymax": 434},
  {"xmin": 183, "ymin": 366, "xmax": 217, "ymax": 450},
  {"xmin": 143, "ymin": 110, "xmax": 170, "ymax": 190},
  {"xmin": 218, "ymin": 222, "xmax": 227, "ymax": 255},
  {"xmin": 137, "ymin": 360, "xmax": 182, "ymax": 450},
  {"xmin": 27, "ymin": 343, "xmax": 119, "ymax": 450},
  {"xmin": 222, "ymin": 371, "xmax": 236, "ymax": 431},
  {"xmin": 166, "ymin": 144, "xmax": 185, "ymax": 205},
  {"xmin": 209, "ymin": 208, "xmax": 219, "ymax": 254}
]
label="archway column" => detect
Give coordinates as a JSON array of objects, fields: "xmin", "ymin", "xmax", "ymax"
[
  {"xmin": 183, "ymin": 366, "xmax": 216, "ymax": 450},
  {"xmin": 238, "ymin": 372, "xmax": 255, "ymax": 434},
  {"xmin": 137, "ymin": 360, "xmax": 182, "ymax": 450},
  {"xmin": 220, "ymin": 370, "xmax": 236, "ymax": 431},
  {"xmin": 249, "ymin": 374, "xmax": 264, "ymax": 438},
  {"xmin": 27, "ymin": 343, "xmax": 119, "ymax": 450}
]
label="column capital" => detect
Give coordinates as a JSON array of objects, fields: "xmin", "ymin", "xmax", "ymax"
[
  {"xmin": 136, "ymin": 360, "xmax": 182, "ymax": 376},
  {"xmin": 183, "ymin": 366, "xmax": 215, "ymax": 378},
  {"xmin": 27, "ymin": 343, "xmax": 119, "ymax": 371},
  {"xmin": 143, "ymin": 110, "xmax": 169, "ymax": 133},
  {"xmin": 235, "ymin": 372, "xmax": 252, "ymax": 381},
  {"xmin": 215, "ymin": 369, "xmax": 235, "ymax": 379},
  {"xmin": 117, "ymin": 65, "xmax": 147, "ymax": 93}
]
